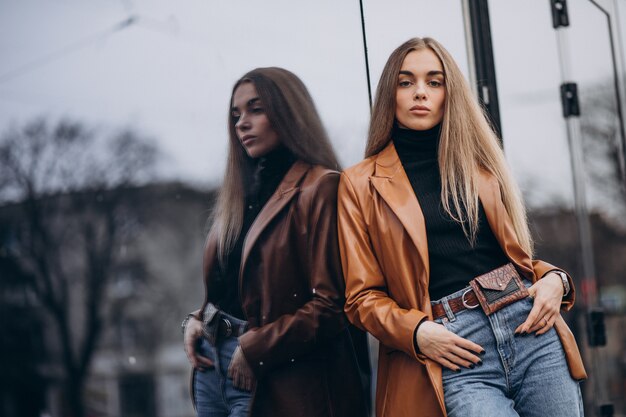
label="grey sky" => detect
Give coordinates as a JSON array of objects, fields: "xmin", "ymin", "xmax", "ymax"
[{"xmin": 0, "ymin": 0, "xmax": 622, "ymax": 213}]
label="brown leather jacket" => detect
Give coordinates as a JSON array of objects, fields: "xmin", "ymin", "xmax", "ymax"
[
  {"xmin": 337, "ymin": 143, "xmax": 586, "ymax": 417},
  {"xmin": 199, "ymin": 161, "xmax": 367, "ymax": 417}
]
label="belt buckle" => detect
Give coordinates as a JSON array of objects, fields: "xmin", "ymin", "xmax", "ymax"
[
  {"xmin": 461, "ymin": 289, "xmax": 479, "ymax": 309},
  {"xmin": 221, "ymin": 317, "xmax": 233, "ymax": 338}
]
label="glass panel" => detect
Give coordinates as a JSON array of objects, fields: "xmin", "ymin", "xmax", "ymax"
[
  {"xmin": 490, "ymin": 1, "xmax": 626, "ymax": 415},
  {"xmin": 364, "ymin": 0, "xmax": 470, "ymax": 95},
  {"xmin": 0, "ymin": 1, "xmax": 370, "ymax": 183},
  {"xmin": 489, "ymin": 1, "xmax": 574, "ymax": 208},
  {"xmin": 568, "ymin": 2, "xmax": 626, "ymax": 415},
  {"xmin": 0, "ymin": 2, "xmax": 371, "ymax": 416}
]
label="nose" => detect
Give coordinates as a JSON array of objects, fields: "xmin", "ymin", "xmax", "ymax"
[
  {"xmin": 235, "ymin": 113, "xmax": 251, "ymax": 132},
  {"xmin": 413, "ymin": 82, "xmax": 427, "ymax": 100}
]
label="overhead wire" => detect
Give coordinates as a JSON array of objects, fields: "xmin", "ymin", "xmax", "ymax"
[
  {"xmin": 359, "ymin": 0, "xmax": 373, "ymax": 111},
  {"xmin": 0, "ymin": 15, "xmax": 138, "ymax": 85}
]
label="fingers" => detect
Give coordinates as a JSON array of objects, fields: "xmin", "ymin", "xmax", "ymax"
[
  {"xmin": 230, "ymin": 368, "xmax": 254, "ymax": 391},
  {"xmin": 184, "ymin": 337, "xmax": 197, "ymax": 364},
  {"xmin": 445, "ymin": 338, "xmax": 483, "ymax": 369},
  {"xmin": 195, "ymin": 355, "xmax": 214, "ymax": 371},
  {"xmin": 227, "ymin": 347, "xmax": 255, "ymax": 391},
  {"xmin": 515, "ymin": 298, "xmax": 541, "ymax": 334},
  {"xmin": 435, "ymin": 344, "xmax": 482, "ymax": 371},
  {"xmin": 417, "ymin": 322, "xmax": 484, "ymax": 371},
  {"xmin": 516, "ymin": 276, "xmax": 564, "ymax": 335},
  {"xmin": 184, "ymin": 318, "xmax": 217, "ymax": 370},
  {"xmin": 183, "ymin": 317, "xmax": 201, "ymax": 362},
  {"xmin": 444, "ymin": 352, "xmax": 474, "ymax": 370},
  {"xmin": 515, "ymin": 315, "xmax": 537, "ymax": 335},
  {"xmin": 534, "ymin": 314, "xmax": 557, "ymax": 336},
  {"xmin": 454, "ymin": 334, "xmax": 484, "ymax": 356},
  {"xmin": 438, "ymin": 356, "xmax": 462, "ymax": 372},
  {"xmin": 515, "ymin": 298, "xmax": 560, "ymax": 335}
]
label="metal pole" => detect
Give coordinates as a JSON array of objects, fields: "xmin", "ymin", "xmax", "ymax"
[
  {"xmin": 463, "ymin": 0, "xmax": 503, "ymax": 141},
  {"xmin": 555, "ymin": 28, "xmax": 598, "ymax": 299},
  {"xmin": 550, "ymin": 1, "xmax": 613, "ymax": 415},
  {"xmin": 589, "ymin": 0, "xmax": 626, "ymax": 187}
]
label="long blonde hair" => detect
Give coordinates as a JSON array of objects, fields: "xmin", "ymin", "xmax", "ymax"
[
  {"xmin": 211, "ymin": 67, "xmax": 340, "ymax": 263},
  {"xmin": 366, "ymin": 37, "xmax": 533, "ymax": 254}
]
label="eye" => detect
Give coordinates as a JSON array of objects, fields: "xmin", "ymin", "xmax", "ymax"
[
  {"xmin": 398, "ymin": 80, "xmax": 413, "ymax": 88},
  {"xmin": 231, "ymin": 111, "xmax": 240, "ymax": 121},
  {"xmin": 251, "ymin": 107, "xmax": 264, "ymax": 113},
  {"xmin": 428, "ymin": 80, "xmax": 444, "ymax": 87}
]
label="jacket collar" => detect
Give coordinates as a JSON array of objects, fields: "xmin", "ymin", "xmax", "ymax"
[
  {"xmin": 370, "ymin": 142, "xmax": 534, "ymax": 281},
  {"xmin": 370, "ymin": 142, "xmax": 431, "ymax": 278},
  {"xmin": 240, "ymin": 160, "xmax": 310, "ymax": 277}
]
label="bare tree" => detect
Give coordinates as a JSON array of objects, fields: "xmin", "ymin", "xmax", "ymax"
[
  {"xmin": 580, "ymin": 80, "xmax": 626, "ymax": 220},
  {"xmin": 0, "ymin": 117, "xmax": 158, "ymax": 417}
]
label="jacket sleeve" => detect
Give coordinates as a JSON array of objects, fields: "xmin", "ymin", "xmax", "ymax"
[
  {"xmin": 238, "ymin": 172, "xmax": 348, "ymax": 376},
  {"xmin": 532, "ymin": 260, "xmax": 576, "ymax": 311},
  {"xmin": 337, "ymin": 172, "xmax": 426, "ymax": 362},
  {"xmin": 485, "ymin": 170, "xmax": 577, "ymax": 312}
]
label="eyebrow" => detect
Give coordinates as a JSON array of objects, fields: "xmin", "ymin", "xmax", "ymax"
[
  {"xmin": 399, "ymin": 70, "xmax": 444, "ymax": 77},
  {"xmin": 231, "ymin": 97, "xmax": 261, "ymax": 111}
]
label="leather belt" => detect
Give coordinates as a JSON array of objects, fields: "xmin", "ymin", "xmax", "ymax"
[
  {"xmin": 432, "ymin": 288, "xmax": 481, "ymax": 320},
  {"xmin": 216, "ymin": 316, "xmax": 247, "ymax": 339}
]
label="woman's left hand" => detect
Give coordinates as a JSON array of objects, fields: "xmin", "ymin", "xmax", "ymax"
[
  {"xmin": 228, "ymin": 345, "xmax": 256, "ymax": 391},
  {"xmin": 515, "ymin": 272, "xmax": 564, "ymax": 336}
]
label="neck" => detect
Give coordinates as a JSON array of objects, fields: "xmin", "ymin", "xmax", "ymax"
[{"xmin": 392, "ymin": 123, "xmax": 441, "ymax": 159}]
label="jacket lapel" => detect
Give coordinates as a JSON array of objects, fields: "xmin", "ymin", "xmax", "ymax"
[
  {"xmin": 476, "ymin": 170, "xmax": 534, "ymax": 277},
  {"xmin": 239, "ymin": 160, "xmax": 310, "ymax": 278},
  {"xmin": 370, "ymin": 142, "xmax": 431, "ymax": 278}
]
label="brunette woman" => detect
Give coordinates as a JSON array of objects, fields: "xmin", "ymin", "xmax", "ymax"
[
  {"xmin": 183, "ymin": 67, "xmax": 367, "ymax": 417},
  {"xmin": 337, "ymin": 37, "xmax": 586, "ymax": 417}
]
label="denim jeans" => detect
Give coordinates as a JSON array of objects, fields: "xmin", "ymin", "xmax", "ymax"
[
  {"xmin": 432, "ymin": 281, "xmax": 584, "ymax": 417},
  {"xmin": 193, "ymin": 319, "xmax": 252, "ymax": 417}
]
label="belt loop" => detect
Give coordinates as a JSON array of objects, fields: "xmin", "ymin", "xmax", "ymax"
[{"xmin": 442, "ymin": 298, "xmax": 456, "ymax": 322}]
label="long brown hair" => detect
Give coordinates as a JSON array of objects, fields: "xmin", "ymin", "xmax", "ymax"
[
  {"xmin": 212, "ymin": 67, "xmax": 340, "ymax": 262},
  {"xmin": 366, "ymin": 37, "xmax": 533, "ymax": 254}
]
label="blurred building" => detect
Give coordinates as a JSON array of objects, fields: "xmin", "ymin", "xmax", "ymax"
[
  {"xmin": 530, "ymin": 209, "xmax": 626, "ymax": 415},
  {"xmin": 0, "ymin": 183, "xmax": 214, "ymax": 417}
]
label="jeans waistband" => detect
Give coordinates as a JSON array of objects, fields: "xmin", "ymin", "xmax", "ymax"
[
  {"xmin": 216, "ymin": 310, "xmax": 248, "ymax": 328},
  {"xmin": 202, "ymin": 303, "xmax": 248, "ymax": 344},
  {"xmin": 431, "ymin": 285, "xmax": 473, "ymax": 306},
  {"xmin": 430, "ymin": 275, "xmax": 532, "ymax": 322}
]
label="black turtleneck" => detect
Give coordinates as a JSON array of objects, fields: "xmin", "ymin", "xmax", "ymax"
[
  {"xmin": 393, "ymin": 124, "xmax": 509, "ymax": 301},
  {"xmin": 209, "ymin": 146, "xmax": 296, "ymax": 319}
]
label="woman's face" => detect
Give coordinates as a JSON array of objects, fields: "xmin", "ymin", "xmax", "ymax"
[
  {"xmin": 231, "ymin": 82, "xmax": 280, "ymax": 158},
  {"xmin": 395, "ymin": 49, "xmax": 446, "ymax": 131}
]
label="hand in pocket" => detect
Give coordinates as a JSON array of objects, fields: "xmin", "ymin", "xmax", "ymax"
[
  {"xmin": 183, "ymin": 317, "xmax": 215, "ymax": 371},
  {"xmin": 228, "ymin": 345, "xmax": 256, "ymax": 391}
]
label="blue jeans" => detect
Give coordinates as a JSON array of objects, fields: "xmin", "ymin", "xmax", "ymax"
[
  {"xmin": 432, "ymin": 281, "xmax": 584, "ymax": 417},
  {"xmin": 193, "ymin": 330, "xmax": 252, "ymax": 416}
]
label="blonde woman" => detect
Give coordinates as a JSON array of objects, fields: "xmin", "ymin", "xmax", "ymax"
[
  {"xmin": 337, "ymin": 37, "xmax": 586, "ymax": 417},
  {"xmin": 183, "ymin": 67, "xmax": 368, "ymax": 417}
]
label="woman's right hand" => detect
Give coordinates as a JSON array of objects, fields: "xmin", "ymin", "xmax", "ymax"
[
  {"xmin": 183, "ymin": 316, "xmax": 214, "ymax": 371},
  {"xmin": 415, "ymin": 321, "xmax": 484, "ymax": 371}
]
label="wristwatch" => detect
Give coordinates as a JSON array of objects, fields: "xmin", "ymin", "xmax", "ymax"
[{"xmin": 553, "ymin": 270, "xmax": 570, "ymax": 297}]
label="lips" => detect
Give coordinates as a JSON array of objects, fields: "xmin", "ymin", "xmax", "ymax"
[
  {"xmin": 240, "ymin": 135, "xmax": 256, "ymax": 144},
  {"xmin": 410, "ymin": 105, "xmax": 430, "ymax": 112}
]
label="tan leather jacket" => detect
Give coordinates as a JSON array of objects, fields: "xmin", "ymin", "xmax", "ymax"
[{"xmin": 337, "ymin": 142, "xmax": 586, "ymax": 417}]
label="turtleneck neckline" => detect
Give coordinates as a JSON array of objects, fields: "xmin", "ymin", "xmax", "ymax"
[
  {"xmin": 256, "ymin": 145, "xmax": 296, "ymax": 178},
  {"xmin": 392, "ymin": 123, "xmax": 441, "ymax": 159}
]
